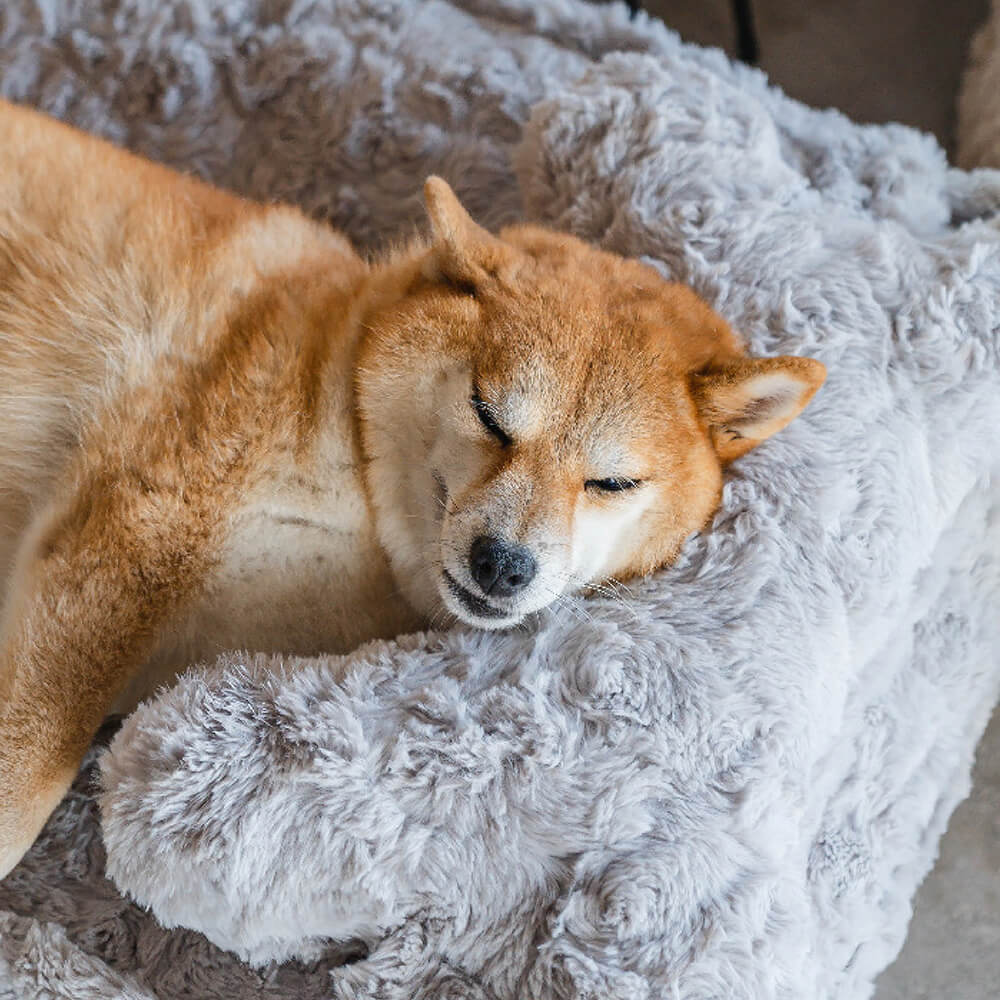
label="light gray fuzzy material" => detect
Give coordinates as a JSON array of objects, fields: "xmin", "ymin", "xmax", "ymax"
[{"xmin": 2, "ymin": 1, "xmax": 1000, "ymax": 998}]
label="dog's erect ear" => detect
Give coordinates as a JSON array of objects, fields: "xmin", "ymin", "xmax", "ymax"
[
  {"xmin": 691, "ymin": 356, "xmax": 826, "ymax": 462},
  {"xmin": 423, "ymin": 176, "xmax": 511, "ymax": 290}
]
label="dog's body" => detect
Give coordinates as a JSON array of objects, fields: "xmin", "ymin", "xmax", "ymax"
[{"xmin": 0, "ymin": 101, "xmax": 824, "ymax": 877}]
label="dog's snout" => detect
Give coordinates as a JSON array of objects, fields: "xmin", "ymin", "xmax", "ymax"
[{"xmin": 469, "ymin": 535, "xmax": 537, "ymax": 598}]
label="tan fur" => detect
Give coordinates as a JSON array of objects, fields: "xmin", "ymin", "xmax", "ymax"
[{"xmin": 0, "ymin": 104, "xmax": 824, "ymax": 877}]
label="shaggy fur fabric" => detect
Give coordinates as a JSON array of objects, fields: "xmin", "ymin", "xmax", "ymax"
[
  {"xmin": 3, "ymin": 1, "xmax": 1000, "ymax": 998},
  {"xmin": 959, "ymin": 0, "xmax": 1000, "ymax": 169}
]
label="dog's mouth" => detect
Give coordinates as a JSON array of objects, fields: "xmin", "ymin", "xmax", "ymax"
[{"xmin": 442, "ymin": 570, "xmax": 511, "ymax": 622}]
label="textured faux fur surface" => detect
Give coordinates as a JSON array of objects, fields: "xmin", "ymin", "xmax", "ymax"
[{"xmin": 3, "ymin": 1, "xmax": 1000, "ymax": 998}]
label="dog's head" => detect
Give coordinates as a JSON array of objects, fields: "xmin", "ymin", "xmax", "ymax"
[{"xmin": 356, "ymin": 178, "xmax": 825, "ymax": 629}]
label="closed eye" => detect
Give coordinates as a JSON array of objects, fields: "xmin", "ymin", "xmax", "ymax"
[
  {"xmin": 470, "ymin": 392, "xmax": 512, "ymax": 447},
  {"xmin": 585, "ymin": 477, "xmax": 643, "ymax": 493}
]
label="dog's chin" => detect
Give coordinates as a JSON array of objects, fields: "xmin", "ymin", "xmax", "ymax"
[{"xmin": 439, "ymin": 571, "xmax": 522, "ymax": 630}]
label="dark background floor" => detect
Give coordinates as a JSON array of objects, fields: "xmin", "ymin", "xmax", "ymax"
[{"xmin": 640, "ymin": 0, "xmax": 990, "ymax": 153}]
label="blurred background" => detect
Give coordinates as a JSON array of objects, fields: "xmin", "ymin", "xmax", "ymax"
[{"xmin": 638, "ymin": 0, "xmax": 989, "ymax": 154}]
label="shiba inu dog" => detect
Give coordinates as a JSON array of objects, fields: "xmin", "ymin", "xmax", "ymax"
[{"xmin": 0, "ymin": 100, "xmax": 825, "ymax": 877}]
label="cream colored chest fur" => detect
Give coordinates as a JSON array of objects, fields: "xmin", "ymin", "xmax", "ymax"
[
  {"xmin": 112, "ymin": 407, "xmax": 421, "ymax": 713},
  {"xmin": 112, "ymin": 481, "xmax": 419, "ymax": 714}
]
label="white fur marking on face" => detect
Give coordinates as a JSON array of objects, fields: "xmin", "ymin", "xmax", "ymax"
[
  {"xmin": 475, "ymin": 383, "xmax": 545, "ymax": 444},
  {"xmin": 571, "ymin": 486, "xmax": 655, "ymax": 584},
  {"xmin": 585, "ymin": 438, "xmax": 642, "ymax": 481}
]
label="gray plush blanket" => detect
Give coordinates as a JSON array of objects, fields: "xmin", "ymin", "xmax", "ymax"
[{"xmin": 3, "ymin": 2, "xmax": 1000, "ymax": 998}]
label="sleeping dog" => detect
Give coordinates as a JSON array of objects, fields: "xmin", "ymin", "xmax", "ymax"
[{"xmin": 0, "ymin": 100, "xmax": 824, "ymax": 877}]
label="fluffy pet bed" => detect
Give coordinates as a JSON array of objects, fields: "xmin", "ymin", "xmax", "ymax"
[
  {"xmin": 3, "ymin": 1, "xmax": 1000, "ymax": 998},
  {"xmin": 959, "ymin": 0, "xmax": 1000, "ymax": 168}
]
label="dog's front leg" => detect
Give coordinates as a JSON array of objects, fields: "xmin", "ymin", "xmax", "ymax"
[{"xmin": 0, "ymin": 462, "xmax": 224, "ymax": 879}]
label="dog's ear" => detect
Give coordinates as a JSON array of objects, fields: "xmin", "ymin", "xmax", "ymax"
[
  {"xmin": 691, "ymin": 356, "xmax": 826, "ymax": 462},
  {"xmin": 423, "ymin": 176, "xmax": 512, "ymax": 292}
]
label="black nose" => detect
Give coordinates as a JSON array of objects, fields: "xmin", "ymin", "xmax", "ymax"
[{"xmin": 468, "ymin": 535, "xmax": 537, "ymax": 598}]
